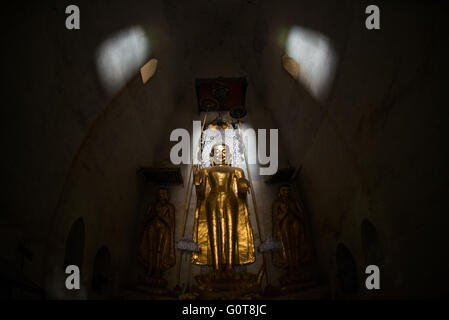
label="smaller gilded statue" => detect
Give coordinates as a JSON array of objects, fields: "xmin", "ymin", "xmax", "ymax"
[
  {"xmin": 272, "ymin": 185, "xmax": 311, "ymax": 271},
  {"xmin": 138, "ymin": 188, "xmax": 176, "ymax": 281}
]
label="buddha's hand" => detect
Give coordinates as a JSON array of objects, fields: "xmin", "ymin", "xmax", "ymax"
[
  {"xmin": 237, "ymin": 178, "xmax": 250, "ymax": 197},
  {"xmin": 193, "ymin": 166, "xmax": 202, "ymax": 185},
  {"xmin": 193, "ymin": 167, "xmax": 206, "ymax": 198}
]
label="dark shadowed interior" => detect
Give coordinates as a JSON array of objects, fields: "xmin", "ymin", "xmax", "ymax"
[{"xmin": 1, "ymin": 0, "xmax": 448, "ymax": 299}]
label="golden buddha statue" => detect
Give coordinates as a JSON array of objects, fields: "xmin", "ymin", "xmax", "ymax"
[
  {"xmin": 272, "ymin": 185, "xmax": 311, "ymax": 271},
  {"xmin": 138, "ymin": 188, "xmax": 176, "ymax": 279},
  {"xmin": 191, "ymin": 143, "xmax": 256, "ymax": 271}
]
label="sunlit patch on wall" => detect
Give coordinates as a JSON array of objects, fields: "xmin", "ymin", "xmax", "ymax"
[
  {"xmin": 96, "ymin": 26, "xmax": 150, "ymax": 95},
  {"xmin": 140, "ymin": 58, "xmax": 158, "ymax": 84},
  {"xmin": 284, "ymin": 26, "xmax": 338, "ymax": 101},
  {"xmin": 281, "ymin": 55, "xmax": 300, "ymax": 81}
]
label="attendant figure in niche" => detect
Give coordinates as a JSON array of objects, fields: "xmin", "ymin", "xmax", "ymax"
[
  {"xmin": 272, "ymin": 185, "xmax": 311, "ymax": 271},
  {"xmin": 138, "ymin": 188, "xmax": 176, "ymax": 278}
]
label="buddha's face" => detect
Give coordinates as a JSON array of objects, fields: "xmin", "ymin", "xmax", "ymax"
[
  {"xmin": 279, "ymin": 186, "xmax": 289, "ymax": 199},
  {"xmin": 157, "ymin": 189, "xmax": 169, "ymax": 202},
  {"xmin": 210, "ymin": 143, "xmax": 230, "ymax": 165}
]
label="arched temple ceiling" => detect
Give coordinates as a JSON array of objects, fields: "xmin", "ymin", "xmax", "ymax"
[{"xmin": 1, "ymin": 0, "xmax": 356, "ymax": 225}]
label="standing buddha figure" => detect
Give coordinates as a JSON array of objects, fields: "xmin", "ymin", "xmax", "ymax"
[{"xmin": 191, "ymin": 143, "xmax": 256, "ymax": 271}]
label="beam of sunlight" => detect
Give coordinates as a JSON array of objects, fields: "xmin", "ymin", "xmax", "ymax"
[
  {"xmin": 140, "ymin": 58, "xmax": 158, "ymax": 84},
  {"xmin": 96, "ymin": 26, "xmax": 150, "ymax": 96},
  {"xmin": 282, "ymin": 55, "xmax": 300, "ymax": 80},
  {"xmin": 285, "ymin": 26, "xmax": 338, "ymax": 101}
]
